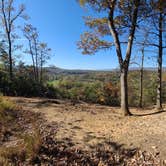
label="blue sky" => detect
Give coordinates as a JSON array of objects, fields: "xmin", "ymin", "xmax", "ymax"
[
  {"xmin": 14, "ymin": 0, "xmax": 120, "ymax": 70},
  {"xmin": 15, "ymin": 0, "xmax": 162, "ymax": 70}
]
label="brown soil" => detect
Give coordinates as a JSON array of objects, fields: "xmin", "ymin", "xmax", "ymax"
[{"xmin": 10, "ymin": 97, "xmax": 166, "ymax": 160}]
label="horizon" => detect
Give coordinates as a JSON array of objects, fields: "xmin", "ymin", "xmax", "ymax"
[{"xmin": 44, "ymin": 65, "xmax": 166, "ymax": 72}]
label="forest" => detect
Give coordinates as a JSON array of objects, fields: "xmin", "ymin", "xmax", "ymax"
[{"xmin": 0, "ymin": 0, "xmax": 166, "ymax": 165}]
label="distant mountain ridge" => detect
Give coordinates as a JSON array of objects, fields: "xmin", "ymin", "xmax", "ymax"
[{"xmin": 45, "ymin": 66, "xmax": 166, "ymax": 75}]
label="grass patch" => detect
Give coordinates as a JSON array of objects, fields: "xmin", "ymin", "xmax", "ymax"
[
  {"xmin": 0, "ymin": 97, "xmax": 43, "ymax": 165},
  {"xmin": 22, "ymin": 130, "xmax": 42, "ymax": 160},
  {"xmin": 0, "ymin": 131, "xmax": 42, "ymax": 164},
  {"xmin": 0, "ymin": 97, "xmax": 17, "ymax": 122},
  {"xmin": 0, "ymin": 145, "xmax": 26, "ymax": 165}
]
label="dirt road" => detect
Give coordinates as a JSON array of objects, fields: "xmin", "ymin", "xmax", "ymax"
[{"xmin": 10, "ymin": 97, "xmax": 166, "ymax": 160}]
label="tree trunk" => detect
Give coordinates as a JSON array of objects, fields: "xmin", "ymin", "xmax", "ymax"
[
  {"xmin": 9, "ymin": 43, "xmax": 13, "ymax": 80},
  {"xmin": 156, "ymin": 52, "xmax": 162, "ymax": 110},
  {"xmin": 8, "ymin": 32, "xmax": 13, "ymax": 81},
  {"xmin": 34, "ymin": 40, "xmax": 39, "ymax": 83},
  {"xmin": 107, "ymin": 0, "xmax": 140, "ymax": 116},
  {"xmin": 40, "ymin": 60, "xmax": 43, "ymax": 84},
  {"xmin": 139, "ymin": 49, "xmax": 144, "ymax": 108},
  {"xmin": 40, "ymin": 50, "xmax": 43, "ymax": 84},
  {"xmin": 28, "ymin": 39, "xmax": 37, "ymax": 81},
  {"xmin": 156, "ymin": 13, "xmax": 163, "ymax": 110},
  {"xmin": 120, "ymin": 68, "xmax": 132, "ymax": 116}
]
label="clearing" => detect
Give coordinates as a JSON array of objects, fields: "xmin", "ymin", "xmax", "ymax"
[{"xmin": 10, "ymin": 97, "xmax": 166, "ymax": 160}]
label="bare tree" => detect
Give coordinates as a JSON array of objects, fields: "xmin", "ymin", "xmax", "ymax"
[
  {"xmin": 0, "ymin": 0, "xmax": 27, "ymax": 81},
  {"xmin": 23, "ymin": 24, "xmax": 39, "ymax": 81},
  {"xmin": 147, "ymin": 0, "xmax": 166, "ymax": 110},
  {"xmin": 23, "ymin": 24, "xmax": 52, "ymax": 83},
  {"xmin": 135, "ymin": 28, "xmax": 150, "ymax": 108}
]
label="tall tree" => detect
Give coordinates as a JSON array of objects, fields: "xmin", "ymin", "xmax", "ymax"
[
  {"xmin": 0, "ymin": 41, "xmax": 8, "ymax": 70},
  {"xmin": 148, "ymin": 0, "xmax": 166, "ymax": 110},
  {"xmin": 0, "ymin": 0, "xmax": 27, "ymax": 81},
  {"xmin": 23, "ymin": 24, "xmax": 39, "ymax": 82},
  {"xmin": 78, "ymin": 0, "xmax": 148, "ymax": 116},
  {"xmin": 23, "ymin": 24, "xmax": 52, "ymax": 83},
  {"xmin": 38, "ymin": 42, "xmax": 51, "ymax": 83},
  {"xmin": 135, "ymin": 28, "xmax": 150, "ymax": 108},
  {"xmin": 155, "ymin": 0, "xmax": 166, "ymax": 110}
]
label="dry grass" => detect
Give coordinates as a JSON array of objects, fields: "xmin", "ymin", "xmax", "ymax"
[
  {"xmin": 0, "ymin": 131, "xmax": 42, "ymax": 165},
  {"xmin": 0, "ymin": 97, "xmax": 43, "ymax": 165},
  {"xmin": 22, "ymin": 130, "xmax": 42, "ymax": 159},
  {"xmin": 0, "ymin": 97, "xmax": 17, "ymax": 121}
]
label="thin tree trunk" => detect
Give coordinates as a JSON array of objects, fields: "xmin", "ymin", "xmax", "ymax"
[
  {"xmin": 139, "ymin": 49, "xmax": 144, "ymax": 108},
  {"xmin": 40, "ymin": 52, "xmax": 43, "ymax": 84},
  {"xmin": 156, "ymin": 13, "xmax": 163, "ymax": 110},
  {"xmin": 120, "ymin": 68, "xmax": 131, "ymax": 116},
  {"xmin": 28, "ymin": 39, "xmax": 36, "ymax": 81},
  {"xmin": 8, "ymin": 35, "xmax": 13, "ymax": 81},
  {"xmin": 40, "ymin": 66, "xmax": 43, "ymax": 84},
  {"xmin": 32, "ymin": 54, "xmax": 37, "ymax": 81},
  {"xmin": 1, "ymin": 0, "xmax": 13, "ymax": 81},
  {"xmin": 35, "ymin": 42, "xmax": 39, "ymax": 83}
]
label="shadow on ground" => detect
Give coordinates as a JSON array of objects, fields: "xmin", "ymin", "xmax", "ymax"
[
  {"xmin": 133, "ymin": 110, "xmax": 166, "ymax": 117},
  {"xmin": 34, "ymin": 136, "xmax": 140, "ymax": 166}
]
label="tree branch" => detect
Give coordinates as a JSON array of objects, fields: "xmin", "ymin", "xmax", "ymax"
[{"xmin": 107, "ymin": 0, "xmax": 123, "ymax": 68}]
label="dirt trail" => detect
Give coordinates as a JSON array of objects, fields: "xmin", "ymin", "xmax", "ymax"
[{"xmin": 10, "ymin": 97, "xmax": 166, "ymax": 160}]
